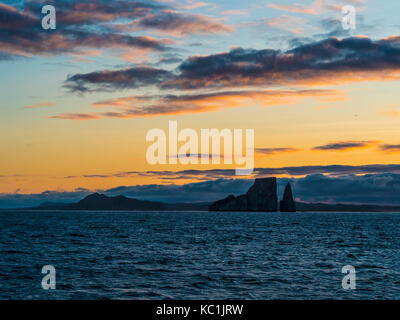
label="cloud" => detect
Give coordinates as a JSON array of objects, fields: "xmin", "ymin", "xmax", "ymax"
[
  {"xmin": 1, "ymin": 1, "xmax": 216, "ymax": 59},
  {"xmin": 312, "ymin": 140, "xmax": 377, "ymax": 151},
  {"xmin": 64, "ymin": 66, "xmax": 172, "ymax": 93},
  {"xmin": 49, "ymin": 113, "xmax": 101, "ymax": 120},
  {"xmin": 51, "ymin": 88, "xmax": 342, "ymax": 119},
  {"xmin": 64, "ymin": 35, "xmax": 400, "ymax": 94},
  {"xmin": 222, "ymin": 10, "xmax": 247, "ymax": 16},
  {"xmin": 4, "ymin": 172, "xmax": 400, "ymax": 208},
  {"xmin": 178, "ymin": 1, "xmax": 215, "ymax": 10},
  {"xmin": 157, "ymin": 53, "xmax": 184, "ymax": 65},
  {"xmin": 164, "ymin": 37, "xmax": 400, "ymax": 90},
  {"xmin": 61, "ymin": 164, "xmax": 400, "ymax": 181},
  {"xmin": 0, "ymin": 188, "xmax": 93, "ymax": 209},
  {"xmin": 266, "ymin": 15, "xmax": 308, "ymax": 34},
  {"xmin": 268, "ymin": 3, "xmax": 319, "ymax": 15},
  {"xmin": 267, "ymin": 0, "xmax": 355, "ymax": 15},
  {"xmin": 122, "ymin": 10, "xmax": 233, "ymax": 37},
  {"xmin": 379, "ymin": 144, "xmax": 400, "ymax": 153},
  {"xmin": 255, "ymin": 147, "xmax": 300, "ymax": 155},
  {"xmin": 0, "ymin": 2, "xmax": 170, "ymax": 59},
  {"xmin": 23, "ymin": 0, "xmax": 230, "ymax": 38},
  {"xmin": 292, "ymin": 173, "xmax": 400, "ymax": 205},
  {"xmin": 23, "ymin": 0, "xmax": 163, "ymax": 27},
  {"xmin": 24, "ymin": 101, "xmax": 58, "ymax": 109}
]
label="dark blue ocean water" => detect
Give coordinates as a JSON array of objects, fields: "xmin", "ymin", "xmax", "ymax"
[{"xmin": 1, "ymin": 210, "xmax": 400, "ymax": 300}]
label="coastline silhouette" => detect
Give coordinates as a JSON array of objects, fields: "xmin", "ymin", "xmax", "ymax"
[{"xmin": 15, "ymin": 177, "xmax": 400, "ymax": 212}]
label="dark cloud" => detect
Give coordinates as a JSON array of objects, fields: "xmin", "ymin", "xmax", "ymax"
[
  {"xmin": 255, "ymin": 164, "xmax": 400, "ymax": 177},
  {"xmin": 312, "ymin": 141, "xmax": 376, "ymax": 151},
  {"xmin": 163, "ymin": 37, "xmax": 400, "ymax": 90},
  {"xmin": 0, "ymin": 179, "xmax": 253, "ymax": 208},
  {"xmin": 157, "ymin": 54, "xmax": 183, "ymax": 65},
  {"xmin": 23, "ymin": 0, "xmax": 162, "ymax": 27},
  {"xmin": 292, "ymin": 173, "xmax": 400, "ymax": 205},
  {"xmin": 62, "ymin": 36, "xmax": 400, "ymax": 96},
  {"xmin": 65, "ymin": 66, "xmax": 172, "ymax": 93},
  {"xmin": 0, "ymin": 2, "xmax": 170, "ymax": 58},
  {"xmin": 255, "ymin": 147, "xmax": 300, "ymax": 155},
  {"xmin": 61, "ymin": 164, "xmax": 400, "ymax": 181},
  {"xmin": 1, "ymin": 1, "xmax": 232, "ymax": 59},
  {"xmin": 380, "ymin": 144, "xmax": 400, "ymax": 152},
  {"xmin": 4, "ymin": 173, "xmax": 400, "ymax": 208},
  {"xmin": 104, "ymin": 179, "xmax": 252, "ymax": 203}
]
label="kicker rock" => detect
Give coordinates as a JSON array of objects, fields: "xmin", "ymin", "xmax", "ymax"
[
  {"xmin": 209, "ymin": 177, "xmax": 278, "ymax": 212},
  {"xmin": 246, "ymin": 177, "xmax": 278, "ymax": 212}
]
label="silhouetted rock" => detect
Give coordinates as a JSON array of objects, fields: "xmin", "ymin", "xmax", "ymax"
[
  {"xmin": 280, "ymin": 183, "xmax": 296, "ymax": 212},
  {"xmin": 209, "ymin": 177, "xmax": 278, "ymax": 212},
  {"xmin": 209, "ymin": 194, "xmax": 247, "ymax": 211},
  {"xmin": 246, "ymin": 177, "xmax": 277, "ymax": 211},
  {"xmin": 32, "ymin": 193, "xmax": 165, "ymax": 211}
]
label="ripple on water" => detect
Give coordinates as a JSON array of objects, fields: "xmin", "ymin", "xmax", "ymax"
[{"xmin": 1, "ymin": 210, "xmax": 400, "ymax": 299}]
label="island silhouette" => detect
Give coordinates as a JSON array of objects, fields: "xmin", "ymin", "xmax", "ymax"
[{"xmin": 20, "ymin": 177, "xmax": 400, "ymax": 212}]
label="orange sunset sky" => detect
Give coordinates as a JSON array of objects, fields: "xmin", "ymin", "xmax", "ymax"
[{"xmin": 1, "ymin": 0, "xmax": 400, "ymax": 200}]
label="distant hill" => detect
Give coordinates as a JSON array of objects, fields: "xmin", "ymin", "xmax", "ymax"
[
  {"xmin": 31, "ymin": 193, "xmax": 165, "ymax": 211},
  {"xmin": 28, "ymin": 193, "xmax": 210, "ymax": 211},
  {"xmin": 296, "ymin": 202, "xmax": 400, "ymax": 212},
  {"xmin": 16, "ymin": 192, "xmax": 400, "ymax": 212}
]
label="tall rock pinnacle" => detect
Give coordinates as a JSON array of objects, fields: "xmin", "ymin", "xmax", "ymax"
[{"xmin": 280, "ymin": 182, "xmax": 296, "ymax": 212}]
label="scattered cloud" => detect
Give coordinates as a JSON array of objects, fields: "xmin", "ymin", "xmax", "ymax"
[
  {"xmin": 178, "ymin": 1, "xmax": 216, "ymax": 10},
  {"xmin": 255, "ymin": 147, "xmax": 301, "ymax": 155},
  {"xmin": 267, "ymin": 0, "xmax": 359, "ymax": 15},
  {"xmin": 222, "ymin": 10, "xmax": 248, "ymax": 15},
  {"xmin": 24, "ymin": 101, "xmax": 58, "ymax": 109},
  {"xmin": 4, "ymin": 171, "xmax": 400, "ymax": 208},
  {"xmin": 120, "ymin": 10, "xmax": 233, "ymax": 37},
  {"xmin": 51, "ymin": 89, "xmax": 342, "ymax": 119},
  {"xmin": 49, "ymin": 113, "xmax": 101, "ymax": 120},
  {"xmin": 64, "ymin": 66, "xmax": 172, "ymax": 93},
  {"xmin": 0, "ymin": 0, "xmax": 231, "ymax": 60},
  {"xmin": 61, "ymin": 164, "xmax": 400, "ymax": 181},
  {"xmin": 164, "ymin": 37, "xmax": 400, "ymax": 90},
  {"xmin": 379, "ymin": 144, "xmax": 400, "ymax": 153},
  {"xmin": 62, "ymin": 36, "xmax": 400, "ymax": 94},
  {"xmin": 312, "ymin": 140, "xmax": 377, "ymax": 151},
  {"xmin": 266, "ymin": 15, "xmax": 308, "ymax": 34},
  {"xmin": 292, "ymin": 172, "xmax": 400, "ymax": 205}
]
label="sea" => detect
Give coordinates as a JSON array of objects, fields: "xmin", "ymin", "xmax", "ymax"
[{"xmin": 1, "ymin": 210, "xmax": 400, "ymax": 300}]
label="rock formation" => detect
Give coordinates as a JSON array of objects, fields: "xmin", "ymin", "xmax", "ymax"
[
  {"xmin": 246, "ymin": 177, "xmax": 277, "ymax": 211},
  {"xmin": 32, "ymin": 193, "xmax": 165, "ymax": 211},
  {"xmin": 279, "ymin": 183, "xmax": 296, "ymax": 212},
  {"xmin": 209, "ymin": 194, "xmax": 247, "ymax": 211},
  {"xmin": 209, "ymin": 177, "xmax": 278, "ymax": 211}
]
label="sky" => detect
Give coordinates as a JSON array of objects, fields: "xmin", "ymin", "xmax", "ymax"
[{"xmin": 1, "ymin": 0, "xmax": 400, "ymax": 207}]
